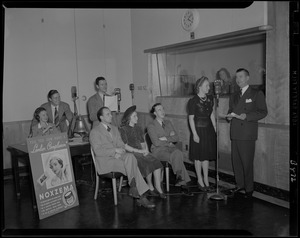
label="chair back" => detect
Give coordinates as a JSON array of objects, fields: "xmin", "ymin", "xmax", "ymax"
[
  {"xmin": 90, "ymin": 146, "xmax": 98, "ymax": 173},
  {"xmin": 144, "ymin": 132, "xmax": 152, "ymax": 152}
]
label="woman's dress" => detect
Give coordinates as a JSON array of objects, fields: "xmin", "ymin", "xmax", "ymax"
[
  {"xmin": 119, "ymin": 125, "xmax": 163, "ymax": 177},
  {"xmin": 187, "ymin": 94, "xmax": 217, "ymax": 161}
]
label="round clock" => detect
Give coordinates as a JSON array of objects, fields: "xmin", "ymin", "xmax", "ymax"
[{"xmin": 181, "ymin": 9, "xmax": 200, "ymax": 32}]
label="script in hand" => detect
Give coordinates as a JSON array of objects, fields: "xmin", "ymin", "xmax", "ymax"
[{"xmin": 104, "ymin": 95, "xmax": 118, "ymax": 112}]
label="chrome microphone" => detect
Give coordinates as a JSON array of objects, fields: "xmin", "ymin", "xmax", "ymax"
[
  {"xmin": 114, "ymin": 88, "xmax": 121, "ymax": 101},
  {"xmin": 71, "ymin": 86, "xmax": 77, "ymax": 99},
  {"xmin": 214, "ymin": 80, "xmax": 222, "ymax": 97}
]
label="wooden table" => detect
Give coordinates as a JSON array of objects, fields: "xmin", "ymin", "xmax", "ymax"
[{"xmin": 7, "ymin": 141, "xmax": 91, "ymax": 198}]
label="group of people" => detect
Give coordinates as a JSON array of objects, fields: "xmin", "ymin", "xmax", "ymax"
[{"xmin": 29, "ymin": 67, "xmax": 268, "ymax": 208}]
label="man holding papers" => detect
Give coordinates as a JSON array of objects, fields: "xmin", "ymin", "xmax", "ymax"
[{"xmin": 226, "ymin": 68, "xmax": 268, "ymax": 199}]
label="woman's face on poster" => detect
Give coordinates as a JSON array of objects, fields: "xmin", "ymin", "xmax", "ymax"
[{"xmin": 50, "ymin": 158, "xmax": 62, "ymax": 175}]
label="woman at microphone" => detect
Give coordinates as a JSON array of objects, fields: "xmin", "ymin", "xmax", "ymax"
[{"xmin": 187, "ymin": 76, "xmax": 217, "ymax": 192}]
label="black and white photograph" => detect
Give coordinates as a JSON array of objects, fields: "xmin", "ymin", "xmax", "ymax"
[{"xmin": 2, "ymin": 1, "xmax": 298, "ymax": 237}]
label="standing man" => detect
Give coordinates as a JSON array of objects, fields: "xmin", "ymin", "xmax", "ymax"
[
  {"xmin": 226, "ymin": 68, "xmax": 268, "ymax": 198},
  {"xmin": 147, "ymin": 103, "xmax": 192, "ymax": 195},
  {"xmin": 89, "ymin": 106, "xmax": 155, "ymax": 209},
  {"xmin": 87, "ymin": 76, "xmax": 109, "ymax": 129},
  {"xmin": 31, "ymin": 90, "xmax": 73, "ymax": 133}
]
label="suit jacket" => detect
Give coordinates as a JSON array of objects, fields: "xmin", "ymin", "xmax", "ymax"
[
  {"xmin": 147, "ymin": 119, "xmax": 179, "ymax": 156},
  {"xmin": 32, "ymin": 101, "xmax": 73, "ymax": 133},
  {"xmin": 89, "ymin": 123, "xmax": 126, "ymax": 175},
  {"xmin": 228, "ymin": 86, "xmax": 267, "ymax": 140},
  {"xmin": 87, "ymin": 93, "xmax": 104, "ymax": 128}
]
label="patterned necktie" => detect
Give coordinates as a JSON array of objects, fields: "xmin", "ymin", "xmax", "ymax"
[
  {"xmin": 54, "ymin": 107, "xmax": 59, "ymax": 125},
  {"xmin": 162, "ymin": 122, "xmax": 165, "ymax": 129},
  {"xmin": 239, "ymin": 88, "xmax": 243, "ymax": 98},
  {"xmin": 107, "ymin": 126, "xmax": 111, "ymax": 132}
]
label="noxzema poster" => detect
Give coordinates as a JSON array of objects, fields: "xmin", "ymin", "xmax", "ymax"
[{"xmin": 26, "ymin": 132, "xmax": 79, "ymax": 220}]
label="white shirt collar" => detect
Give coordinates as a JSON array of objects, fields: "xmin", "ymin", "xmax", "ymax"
[
  {"xmin": 156, "ymin": 118, "xmax": 164, "ymax": 126},
  {"xmin": 241, "ymin": 85, "xmax": 249, "ymax": 96}
]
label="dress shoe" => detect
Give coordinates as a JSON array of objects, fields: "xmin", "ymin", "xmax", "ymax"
[
  {"xmin": 147, "ymin": 189, "xmax": 159, "ymax": 197},
  {"xmin": 229, "ymin": 187, "xmax": 244, "ymax": 193},
  {"xmin": 137, "ymin": 196, "xmax": 156, "ymax": 209},
  {"xmin": 158, "ymin": 192, "xmax": 167, "ymax": 199},
  {"xmin": 205, "ymin": 185, "xmax": 215, "ymax": 193},
  {"xmin": 181, "ymin": 186, "xmax": 194, "ymax": 196},
  {"xmin": 129, "ymin": 187, "xmax": 140, "ymax": 199},
  {"xmin": 175, "ymin": 176, "xmax": 186, "ymax": 187},
  {"xmin": 197, "ymin": 183, "xmax": 207, "ymax": 192},
  {"xmin": 244, "ymin": 191, "xmax": 253, "ymax": 199}
]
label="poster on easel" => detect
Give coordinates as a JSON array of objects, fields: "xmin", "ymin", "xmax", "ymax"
[{"xmin": 26, "ymin": 132, "xmax": 79, "ymax": 220}]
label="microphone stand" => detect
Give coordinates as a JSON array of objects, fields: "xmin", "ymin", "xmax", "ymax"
[{"xmin": 208, "ymin": 93, "xmax": 226, "ymax": 201}]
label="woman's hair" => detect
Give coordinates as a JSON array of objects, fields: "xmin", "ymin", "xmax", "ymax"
[
  {"xmin": 34, "ymin": 107, "xmax": 47, "ymax": 122},
  {"xmin": 121, "ymin": 106, "xmax": 136, "ymax": 127},
  {"xmin": 216, "ymin": 68, "xmax": 231, "ymax": 80},
  {"xmin": 95, "ymin": 76, "xmax": 106, "ymax": 86},
  {"xmin": 194, "ymin": 76, "xmax": 209, "ymax": 94},
  {"xmin": 49, "ymin": 156, "xmax": 63, "ymax": 169},
  {"xmin": 97, "ymin": 106, "xmax": 109, "ymax": 121},
  {"xmin": 47, "ymin": 90, "xmax": 59, "ymax": 100}
]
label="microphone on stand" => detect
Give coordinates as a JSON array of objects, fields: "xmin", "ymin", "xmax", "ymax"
[
  {"xmin": 71, "ymin": 86, "xmax": 77, "ymax": 99},
  {"xmin": 114, "ymin": 88, "xmax": 121, "ymax": 112},
  {"xmin": 213, "ymin": 79, "xmax": 222, "ymax": 107},
  {"xmin": 129, "ymin": 83, "xmax": 134, "ymax": 105}
]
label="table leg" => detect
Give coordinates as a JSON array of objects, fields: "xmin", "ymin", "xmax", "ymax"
[
  {"xmin": 28, "ymin": 165, "xmax": 37, "ymax": 210},
  {"xmin": 11, "ymin": 151, "xmax": 21, "ymax": 197}
]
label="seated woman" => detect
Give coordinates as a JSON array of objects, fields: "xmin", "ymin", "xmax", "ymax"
[
  {"xmin": 31, "ymin": 107, "xmax": 61, "ymax": 137},
  {"xmin": 119, "ymin": 105, "xmax": 166, "ymax": 199}
]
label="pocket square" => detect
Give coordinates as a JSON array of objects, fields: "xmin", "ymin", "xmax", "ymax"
[{"xmin": 246, "ymin": 99, "xmax": 252, "ymax": 103}]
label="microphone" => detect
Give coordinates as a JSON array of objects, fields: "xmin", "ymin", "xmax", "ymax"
[
  {"xmin": 214, "ymin": 80, "xmax": 222, "ymax": 97},
  {"xmin": 71, "ymin": 86, "xmax": 77, "ymax": 99},
  {"xmin": 129, "ymin": 83, "xmax": 134, "ymax": 92},
  {"xmin": 115, "ymin": 88, "xmax": 121, "ymax": 101}
]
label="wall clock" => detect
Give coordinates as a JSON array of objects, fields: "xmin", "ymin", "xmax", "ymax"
[{"xmin": 181, "ymin": 9, "xmax": 200, "ymax": 32}]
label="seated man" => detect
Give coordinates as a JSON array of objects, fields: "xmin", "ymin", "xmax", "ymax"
[
  {"xmin": 89, "ymin": 106, "xmax": 155, "ymax": 209},
  {"xmin": 31, "ymin": 90, "xmax": 73, "ymax": 133},
  {"xmin": 147, "ymin": 103, "xmax": 193, "ymax": 195}
]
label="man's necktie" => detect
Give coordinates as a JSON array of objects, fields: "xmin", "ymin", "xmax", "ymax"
[
  {"xmin": 107, "ymin": 126, "xmax": 111, "ymax": 132},
  {"xmin": 239, "ymin": 89, "xmax": 243, "ymax": 98},
  {"xmin": 54, "ymin": 107, "xmax": 59, "ymax": 125},
  {"xmin": 162, "ymin": 122, "xmax": 165, "ymax": 129}
]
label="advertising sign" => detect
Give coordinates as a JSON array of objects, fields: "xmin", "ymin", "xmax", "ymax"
[{"xmin": 26, "ymin": 132, "xmax": 79, "ymax": 220}]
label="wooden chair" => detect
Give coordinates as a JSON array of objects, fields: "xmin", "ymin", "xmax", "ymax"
[
  {"xmin": 90, "ymin": 147, "xmax": 124, "ymax": 205},
  {"xmin": 144, "ymin": 132, "xmax": 170, "ymax": 192}
]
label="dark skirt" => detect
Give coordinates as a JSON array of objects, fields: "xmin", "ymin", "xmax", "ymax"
[
  {"xmin": 189, "ymin": 123, "xmax": 217, "ymax": 162},
  {"xmin": 133, "ymin": 152, "xmax": 163, "ymax": 177}
]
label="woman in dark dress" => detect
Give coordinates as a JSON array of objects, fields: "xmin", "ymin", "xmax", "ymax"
[
  {"xmin": 187, "ymin": 76, "xmax": 217, "ymax": 192},
  {"xmin": 119, "ymin": 106, "xmax": 166, "ymax": 198}
]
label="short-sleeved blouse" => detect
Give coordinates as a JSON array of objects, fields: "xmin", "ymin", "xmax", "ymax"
[{"xmin": 187, "ymin": 94, "xmax": 214, "ymax": 127}]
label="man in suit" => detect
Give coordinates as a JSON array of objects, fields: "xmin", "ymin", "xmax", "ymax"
[
  {"xmin": 147, "ymin": 103, "xmax": 192, "ymax": 196},
  {"xmin": 31, "ymin": 90, "xmax": 73, "ymax": 133},
  {"xmin": 89, "ymin": 106, "xmax": 155, "ymax": 208},
  {"xmin": 87, "ymin": 76, "xmax": 109, "ymax": 129},
  {"xmin": 226, "ymin": 68, "xmax": 268, "ymax": 198}
]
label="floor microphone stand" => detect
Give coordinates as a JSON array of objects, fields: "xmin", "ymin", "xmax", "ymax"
[{"xmin": 208, "ymin": 94, "xmax": 225, "ymax": 201}]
